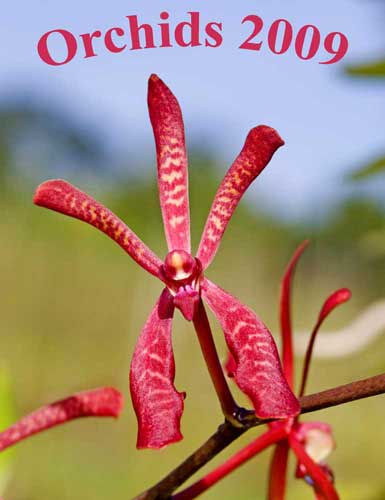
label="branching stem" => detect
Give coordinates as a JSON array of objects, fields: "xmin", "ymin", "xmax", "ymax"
[{"xmin": 133, "ymin": 372, "xmax": 385, "ymax": 500}]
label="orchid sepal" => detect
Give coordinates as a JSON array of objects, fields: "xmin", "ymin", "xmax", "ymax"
[
  {"xmin": 197, "ymin": 125, "xmax": 284, "ymax": 270},
  {"xmin": 148, "ymin": 74, "xmax": 191, "ymax": 253},
  {"xmin": 0, "ymin": 387, "xmax": 123, "ymax": 452},
  {"xmin": 34, "ymin": 179, "xmax": 163, "ymax": 279}
]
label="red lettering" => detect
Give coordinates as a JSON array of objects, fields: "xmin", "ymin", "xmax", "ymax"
[
  {"xmin": 175, "ymin": 12, "xmax": 201, "ymax": 47},
  {"xmin": 105, "ymin": 27, "xmax": 127, "ymax": 53},
  {"xmin": 37, "ymin": 29, "xmax": 77, "ymax": 66},
  {"xmin": 80, "ymin": 30, "xmax": 102, "ymax": 58},
  {"xmin": 127, "ymin": 15, "xmax": 156, "ymax": 50},
  {"xmin": 159, "ymin": 11, "xmax": 172, "ymax": 48},
  {"xmin": 205, "ymin": 22, "xmax": 223, "ymax": 48}
]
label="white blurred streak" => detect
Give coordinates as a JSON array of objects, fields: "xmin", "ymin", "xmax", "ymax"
[{"xmin": 294, "ymin": 301, "xmax": 385, "ymax": 358}]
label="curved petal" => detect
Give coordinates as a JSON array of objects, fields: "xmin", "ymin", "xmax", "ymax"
[
  {"xmin": 0, "ymin": 387, "xmax": 123, "ymax": 452},
  {"xmin": 318, "ymin": 289, "xmax": 351, "ymax": 324},
  {"xmin": 130, "ymin": 289, "xmax": 184, "ymax": 449},
  {"xmin": 148, "ymin": 74, "xmax": 190, "ymax": 252},
  {"xmin": 34, "ymin": 180, "xmax": 163, "ymax": 278},
  {"xmin": 197, "ymin": 126, "xmax": 284, "ymax": 270},
  {"xmin": 268, "ymin": 440, "xmax": 290, "ymax": 500},
  {"xmin": 289, "ymin": 435, "xmax": 339, "ymax": 500},
  {"xmin": 298, "ymin": 288, "xmax": 351, "ymax": 397},
  {"xmin": 280, "ymin": 241, "xmax": 309, "ymax": 389},
  {"xmin": 201, "ymin": 279, "xmax": 300, "ymax": 419}
]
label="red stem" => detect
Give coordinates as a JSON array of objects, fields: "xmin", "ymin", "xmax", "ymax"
[
  {"xmin": 133, "ymin": 373, "xmax": 385, "ymax": 500},
  {"xmin": 193, "ymin": 299, "xmax": 239, "ymax": 420},
  {"xmin": 298, "ymin": 319, "xmax": 323, "ymax": 397},
  {"xmin": 173, "ymin": 426, "xmax": 288, "ymax": 500},
  {"xmin": 288, "ymin": 435, "xmax": 339, "ymax": 500},
  {"xmin": 267, "ymin": 439, "xmax": 290, "ymax": 500}
]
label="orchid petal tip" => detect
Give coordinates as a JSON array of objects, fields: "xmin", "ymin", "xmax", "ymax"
[{"xmin": 248, "ymin": 125, "xmax": 285, "ymax": 149}]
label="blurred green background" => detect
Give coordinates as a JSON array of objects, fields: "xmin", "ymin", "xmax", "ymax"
[
  {"xmin": 1, "ymin": 2, "xmax": 385, "ymax": 499},
  {"xmin": 1, "ymin": 110, "xmax": 385, "ymax": 500}
]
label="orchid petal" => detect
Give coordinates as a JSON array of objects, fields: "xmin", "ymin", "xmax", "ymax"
[
  {"xmin": 173, "ymin": 425, "xmax": 287, "ymax": 500},
  {"xmin": 130, "ymin": 289, "xmax": 184, "ymax": 449},
  {"xmin": 201, "ymin": 279, "xmax": 300, "ymax": 419},
  {"xmin": 289, "ymin": 435, "xmax": 339, "ymax": 500},
  {"xmin": 299, "ymin": 288, "xmax": 351, "ymax": 397},
  {"xmin": 197, "ymin": 126, "xmax": 284, "ymax": 270},
  {"xmin": 224, "ymin": 351, "xmax": 236, "ymax": 378},
  {"xmin": 268, "ymin": 440, "xmax": 290, "ymax": 500},
  {"xmin": 0, "ymin": 387, "xmax": 123, "ymax": 452},
  {"xmin": 148, "ymin": 74, "xmax": 191, "ymax": 252},
  {"xmin": 280, "ymin": 241, "xmax": 309, "ymax": 389},
  {"xmin": 295, "ymin": 422, "xmax": 335, "ymax": 465},
  {"xmin": 34, "ymin": 179, "xmax": 163, "ymax": 278}
]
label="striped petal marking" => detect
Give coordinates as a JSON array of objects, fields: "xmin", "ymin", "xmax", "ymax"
[
  {"xmin": 197, "ymin": 125, "xmax": 284, "ymax": 270},
  {"xmin": 148, "ymin": 74, "xmax": 191, "ymax": 253},
  {"xmin": 34, "ymin": 179, "xmax": 163, "ymax": 278},
  {"xmin": 0, "ymin": 387, "xmax": 123, "ymax": 452},
  {"xmin": 130, "ymin": 288, "xmax": 184, "ymax": 449},
  {"xmin": 201, "ymin": 278, "xmax": 300, "ymax": 419}
]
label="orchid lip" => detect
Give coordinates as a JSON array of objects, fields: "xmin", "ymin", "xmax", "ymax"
[
  {"xmin": 160, "ymin": 251, "xmax": 203, "ymax": 321},
  {"xmin": 161, "ymin": 251, "xmax": 203, "ymax": 294}
]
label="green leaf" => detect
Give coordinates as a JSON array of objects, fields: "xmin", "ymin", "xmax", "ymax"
[
  {"xmin": 349, "ymin": 155, "xmax": 385, "ymax": 180},
  {"xmin": 345, "ymin": 58, "xmax": 385, "ymax": 78}
]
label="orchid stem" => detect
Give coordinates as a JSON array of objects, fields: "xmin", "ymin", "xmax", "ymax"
[
  {"xmin": 133, "ymin": 373, "xmax": 385, "ymax": 500},
  {"xmin": 298, "ymin": 320, "xmax": 322, "ymax": 398},
  {"xmin": 193, "ymin": 299, "xmax": 239, "ymax": 421},
  {"xmin": 173, "ymin": 426, "xmax": 287, "ymax": 500}
]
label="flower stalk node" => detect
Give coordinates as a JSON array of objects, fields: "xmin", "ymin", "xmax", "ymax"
[{"xmin": 228, "ymin": 407, "xmax": 258, "ymax": 429}]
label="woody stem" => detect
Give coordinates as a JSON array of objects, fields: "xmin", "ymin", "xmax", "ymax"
[
  {"xmin": 173, "ymin": 426, "xmax": 288, "ymax": 500},
  {"xmin": 133, "ymin": 372, "xmax": 385, "ymax": 500},
  {"xmin": 193, "ymin": 299, "xmax": 239, "ymax": 420}
]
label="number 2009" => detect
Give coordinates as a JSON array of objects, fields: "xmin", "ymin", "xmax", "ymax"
[{"xmin": 240, "ymin": 15, "xmax": 349, "ymax": 64}]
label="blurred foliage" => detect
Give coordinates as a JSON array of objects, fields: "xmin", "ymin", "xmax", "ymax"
[
  {"xmin": 348, "ymin": 154, "xmax": 385, "ymax": 181},
  {"xmin": 0, "ymin": 367, "xmax": 16, "ymax": 495},
  {"xmin": 0, "ymin": 100, "xmax": 107, "ymax": 192},
  {"xmin": 345, "ymin": 58, "xmax": 385, "ymax": 78},
  {"xmin": 344, "ymin": 33, "xmax": 385, "ymax": 181}
]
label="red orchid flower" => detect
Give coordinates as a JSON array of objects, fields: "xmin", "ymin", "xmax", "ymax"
[
  {"xmin": 174, "ymin": 242, "xmax": 351, "ymax": 500},
  {"xmin": 33, "ymin": 74, "xmax": 300, "ymax": 449},
  {"xmin": 0, "ymin": 387, "xmax": 122, "ymax": 453}
]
